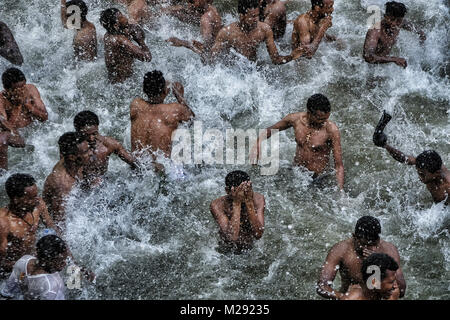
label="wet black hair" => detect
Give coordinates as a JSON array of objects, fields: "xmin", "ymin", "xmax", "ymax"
[
  {"xmin": 259, "ymin": 0, "xmax": 267, "ymax": 21},
  {"xmin": 238, "ymin": 0, "xmax": 260, "ymax": 15},
  {"xmin": 385, "ymin": 1, "xmax": 407, "ymax": 18},
  {"xmin": 100, "ymin": 8, "xmax": 120, "ymax": 33},
  {"xmin": 311, "ymin": 0, "xmax": 324, "ymax": 9},
  {"xmin": 354, "ymin": 216, "xmax": 381, "ymax": 242},
  {"xmin": 74, "ymin": 110, "xmax": 100, "ymax": 131},
  {"xmin": 66, "ymin": 0, "xmax": 88, "ymax": 22},
  {"xmin": 361, "ymin": 253, "xmax": 398, "ymax": 284},
  {"xmin": 2, "ymin": 67, "xmax": 26, "ymax": 90},
  {"xmin": 225, "ymin": 170, "xmax": 250, "ymax": 189},
  {"xmin": 306, "ymin": 94, "xmax": 331, "ymax": 114},
  {"xmin": 415, "ymin": 150, "xmax": 442, "ymax": 173},
  {"xmin": 143, "ymin": 70, "xmax": 166, "ymax": 98},
  {"xmin": 36, "ymin": 235, "xmax": 68, "ymax": 272},
  {"xmin": 58, "ymin": 132, "xmax": 85, "ymax": 158},
  {"xmin": 5, "ymin": 173, "xmax": 36, "ymax": 199}
]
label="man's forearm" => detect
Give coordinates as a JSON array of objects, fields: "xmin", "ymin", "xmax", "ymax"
[
  {"xmin": 385, "ymin": 144, "xmax": 409, "ymax": 164},
  {"xmin": 317, "ymin": 283, "xmax": 342, "ymax": 300},
  {"xmin": 244, "ymin": 199, "xmax": 263, "ymax": 238},
  {"xmin": 364, "ymin": 53, "xmax": 400, "ymax": 64},
  {"xmin": 336, "ymin": 166, "xmax": 344, "ymax": 190}
]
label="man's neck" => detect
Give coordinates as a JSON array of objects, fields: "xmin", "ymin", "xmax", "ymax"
[
  {"xmin": 64, "ymin": 160, "xmax": 82, "ymax": 180},
  {"xmin": 147, "ymin": 96, "xmax": 165, "ymax": 105},
  {"xmin": 8, "ymin": 203, "xmax": 28, "ymax": 218}
]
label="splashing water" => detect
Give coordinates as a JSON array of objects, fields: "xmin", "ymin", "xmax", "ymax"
[{"xmin": 0, "ymin": 0, "xmax": 449, "ymax": 299}]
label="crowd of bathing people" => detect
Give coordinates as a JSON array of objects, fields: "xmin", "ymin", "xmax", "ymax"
[{"xmin": 0, "ymin": 0, "xmax": 448, "ymax": 300}]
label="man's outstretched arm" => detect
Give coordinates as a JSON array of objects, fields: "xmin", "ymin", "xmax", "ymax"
[
  {"xmin": 363, "ymin": 28, "xmax": 407, "ymax": 68},
  {"xmin": 384, "ymin": 144, "xmax": 416, "ymax": 166}
]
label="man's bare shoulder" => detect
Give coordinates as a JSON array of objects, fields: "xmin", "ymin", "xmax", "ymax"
[
  {"xmin": 210, "ymin": 196, "xmax": 226, "ymax": 212},
  {"xmin": 0, "ymin": 207, "xmax": 9, "ymax": 219},
  {"xmin": 45, "ymin": 160, "xmax": 69, "ymax": 184},
  {"xmin": 380, "ymin": 239, "xmax": 399, "ymax": 256},
  {"xmin": 293, "ymin": 13, "xmax": 309, "ymax": 28},
  {"xmin": 326, "ymin": 120, "xmax": 340, "ymax": 133},
  {"xmin": 204, "ymin": 6, "xmax": 220, "ymax": 21},
  {"xmin": 342, "ymin": 284, "xmax": 364, "ymax": 300},
  {"xmin": 330, "ymin": 238, "xmax": 352, "ymax": 255}
]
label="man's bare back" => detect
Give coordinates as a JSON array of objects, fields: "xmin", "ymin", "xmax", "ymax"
[
  {"xmin": 130, "ymin": 74, "xmax": 194, "ymax": 170},
  {"xmin": 260, "ymin": 0, "xmax": 287, "ymax": 39},
  {"xmin": 115, "ymin": 0, "xmax": 151, "ymax": 25},
  {"xmin": 73, "ymin": 21, "xmax": 97, "ymax": 61},
  {"xmin": 101, "ymin": 9, "xmax": 151, "ymax": 83}
]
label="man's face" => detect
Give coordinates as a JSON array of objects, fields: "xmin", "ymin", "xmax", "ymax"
[
  {"xmin": 416, "ymin": 168, "xmax": 438, "ymax": 184},
  {"xmin": 240, "ymin": 8, "xmax": 259, "ymax": 30},
  {"xmin": 353, "ymin": 235, "xmax": 379, "ymax": 256},
  {"xmin": 379, "ymin": 270, "xmax": 397, "ymax": 298},
  {"xmin": 308, "ymin": 110, "xmax": 330, "ymax": 127},
  {"xmin": 6, "ymin": 80, "xmax": 26, "ymax": 99},
  {"xmin": 76, "ymin": 140, "xmax": 92, "ymax": 165},
  {"xmin": 12, "ymin": 184, "xmax": 40, "ymax": 212},
  {"xmin": 384, "ymin": 15, "xmax": 403, "ymax": 29},
  {"xmin": 80, "ymin": 125, "xmax": 99, "ymax": 149},
  {"xmin": 318, "ymin": 0, "xmax": 334, "ymax": 17}
]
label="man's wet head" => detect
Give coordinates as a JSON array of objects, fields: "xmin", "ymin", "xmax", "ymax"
[
  {"xmin": 36, "ymin": 235, "xmax": 69, "ymax": 273},
  {"xmin": 238, "ymin": 0, "xmax": 260, "ymax": 30},
  {"xmin": 362, "ymin": 253, "xmax": 399, "ymax": 299},
  {"xmin": 2, "ymin": 67, "xmax": 26, "ymax": 92},
  {"xmin": 66, "ymin": 0, "xmax": 88, "ymax": 23},
  {"xmin": 225, "ymin": 170, "xmax": 250, "ymax": 195},
  {"xmin": 311, "ymin": 0, "xmax": 334, "ymax": 18},
  {"xmin": 5, "ymin": 173, "xmax": 39, "ymax": 213},
  {"xmin": 74, "ymin": 111, "xmax": 99, "ymax": 148},
  {"xmin": 415, "ymin": 150, "xmax": 443, "ymax": 184},
  {"xmin": 384, "ymin": 1, "xmax": 407, "ymax": 28},
  {"xmin": 143, "ymin": 70, "xmax": 169, "ymax": 103},
  {"xmin": 100, "ymin": 8, "xmax": 128, "ymax": 34},
  {"xmin": 306, "ymin": 94, "xmax": 331, "ymax": 128},
  {"xmin": 353, "ymin": 216, "xmax": 381, "ymax": 256},
  {"xmin": 58, "ymin": 131, "xmax": 90, "ymax": 166}
]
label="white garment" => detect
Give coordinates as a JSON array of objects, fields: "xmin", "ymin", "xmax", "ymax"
[{"xmin": 0, "ymin": 255, "xmax": 65, "ymax": 300}]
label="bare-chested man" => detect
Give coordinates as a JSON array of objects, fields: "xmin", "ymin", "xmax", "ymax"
[
  {"xmin": 169, "ymin": 0, "xmax": 303, "ymax": 64},
  {"xmin": 0, "ymin": 68, "xmax": 48, "ymax": 130},
  {"xmin": 0, "ymin": 68, "xmax": 47, "ymax": 171},
  {"xmin": 0, "ymin": 21, "xmax": 23, "ymax": 66},
  {"xmin": 0, "ymin": 174, "xmax": 59, "ymax": 276},
  {"xmin": 291, "ymin": 0, "xmax": 335, "ymax": 57},
  {"xmin": 100, "ymin": 8, "xmax": 152, "ymax": 83},
  {"xmin": 114, "ymin": 0, "xmax": 152, "ymax": 25},
  {"xmin": 43, "ymin": 132, "xmax": 91, "ymax": 226},
  {"xmin": 363, "ymin": 1, "xmax": 426, "ymax": 68},
  {"xmin": 259, "ymin": 0, "xmax": 287, "ymax": 40},
  {"xmin": 130, "ymin": 70, "xmax": 195, "ymax": 171},
  {"xmin": 164, "ymin": 0, "xmax": 222, "ymax": 54},
  {"xmin": 341, "ymin": 253, "xmax": 400, "ymax": 300},
  {"xmin": 73, "ymin": 111, "xmax": 137, "ymax": 188},
  {"xmin": 210, "ymin": 170, "xmax": 265, "ymax": 254},
  {"xmin": 316, "ymin": 216, "xmax": 406, "ymax": 300},
  {"xmin": 251, "ymin": 94, "xmax": 344, "ymax": 189},
  {"xmin": 61, "ymin": 0, "xmax": 97, "ymax": 61}
]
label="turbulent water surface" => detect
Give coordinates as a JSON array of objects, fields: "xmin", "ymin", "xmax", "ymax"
[{"xmin": 0, "ymin": 0, "xmax": 449, "ymax": 299}]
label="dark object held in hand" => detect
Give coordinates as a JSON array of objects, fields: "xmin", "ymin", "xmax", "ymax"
[{"xmin": 373, "ymin": 111, "xmax": 392, "ymax": 147}]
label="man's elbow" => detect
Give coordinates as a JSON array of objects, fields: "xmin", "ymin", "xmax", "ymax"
[{"xmin": 363, "ymin": 52, "xmax": 375, "ymax": 63}]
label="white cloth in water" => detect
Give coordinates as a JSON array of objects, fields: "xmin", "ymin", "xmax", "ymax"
[{"xmin": 0, "ymin": 255, "xmax": 65, "ymax": 300}]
